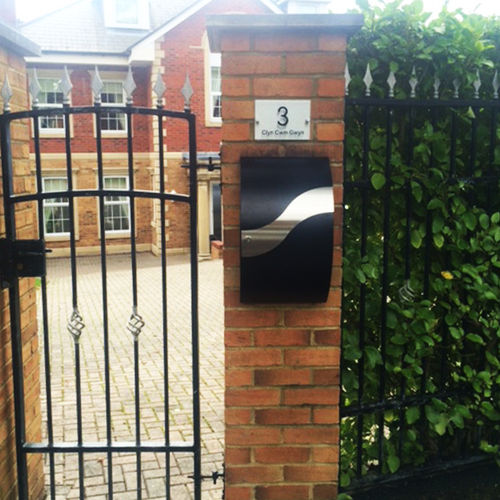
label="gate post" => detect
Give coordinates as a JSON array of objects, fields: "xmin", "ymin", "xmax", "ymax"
[
  {"xmin": 0, "ymin": 21, "xmax": 44, "ymax": 500},
  {"xmin": 208, "ymin": 14, "xmax": 362, "ymax": 500}
]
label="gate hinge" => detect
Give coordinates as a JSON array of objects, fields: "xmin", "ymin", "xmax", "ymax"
[
  {"xmin": 189, "ymin": 463, "xmax": 225, "ymax": 485},
  {"xmin": 0, "ymin": 239, "xmax": 51, "ymax": 289}
]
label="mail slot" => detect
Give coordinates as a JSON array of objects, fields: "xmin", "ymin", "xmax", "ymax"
[{"xmin": 240, "ymin": 157, "xmax": 333, "ymax": 303}]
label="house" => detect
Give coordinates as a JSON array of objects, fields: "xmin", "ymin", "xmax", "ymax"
[{"xmin": 19, "ymin": 0, "xmax": 282, "ymax": 257}]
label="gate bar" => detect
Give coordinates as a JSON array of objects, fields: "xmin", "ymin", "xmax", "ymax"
[{"xmin": 0, "ymin": 110, "xmax": 29, "ymax": 499}]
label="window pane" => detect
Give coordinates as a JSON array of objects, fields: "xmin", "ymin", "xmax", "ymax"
[
  {"xmin": 115, "ymin": 0, "xmax": 138, "ymax": 24},
  {"xmin": 103, "ymin": 176, "xmax": 130, "ymax": 232},
  {"xmin": 39, "ymin": 78, "xmax": 64, "ymax": 130},
  {"xmin": 43, "ymin": 177, "xmax": 70, "ymax": 235},
  {"xmin": 101, "ymin": 82, "xmax": 126, "ymax": 131}
]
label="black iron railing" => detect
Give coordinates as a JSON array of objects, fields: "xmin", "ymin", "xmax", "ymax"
[{"xmin": 340, "ymin": 64, "xmax": 500, "ymax": 494}]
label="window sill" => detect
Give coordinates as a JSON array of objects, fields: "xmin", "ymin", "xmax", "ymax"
[{"xmin": 100, "ymin": 231, "xmax": 131, "ymax": 240}]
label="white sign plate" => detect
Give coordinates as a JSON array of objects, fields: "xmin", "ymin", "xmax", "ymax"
[{"xmin": 255, "ymin": 100, "xmax": 310, "ymax": 141}]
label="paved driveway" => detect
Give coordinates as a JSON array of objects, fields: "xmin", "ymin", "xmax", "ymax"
[{"xmin": 40, "ymin": 253, "xmax": 224, "ymax": 499}]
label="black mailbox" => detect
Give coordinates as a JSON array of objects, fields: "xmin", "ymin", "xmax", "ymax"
[{"xmin": 240, "ymin": 157, "xmax": 333, "ymax": 303}]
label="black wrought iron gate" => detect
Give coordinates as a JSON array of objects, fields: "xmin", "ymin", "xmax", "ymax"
[{"xmin": 0, "ymin": 70, "xmax": 217, "ymax": 499}]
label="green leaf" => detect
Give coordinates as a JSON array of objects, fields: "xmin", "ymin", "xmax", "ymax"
[
  {"xmin": 479, "ymin": 213, "xmax": 489, "ymax": 229},
  {"xmin": 466, "ymin": 333, "xmax": 485, "ymax": 345},
  {"xmin": 387, "ymin": 455, "xmax": 400, "ymax": 473},
  {"xmin": 371, "ymin": 173, "xmax": 386, "ymax": 190},
  {"xmin": 355, "ymin": 268, "xmax": 366, "ymax": 284},
  {"xmin": 433, "ymin": 234, "xmax": 444, "ymax": 248},
  {"xmin": 406, "ymin": 407, "xmax": 420, "ymax": 425},
  {"xmin": 411, "ymin": 229, "xmax": 422, "ymax": 249},
  {"xmin": 464, "ymin": 212, "xmax": 477, "ymax": 231}
]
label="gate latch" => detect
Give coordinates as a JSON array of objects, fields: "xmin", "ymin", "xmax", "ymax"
[{"xmin": 0, "ymin": 239, "xmax": 51, "ymax": 289}]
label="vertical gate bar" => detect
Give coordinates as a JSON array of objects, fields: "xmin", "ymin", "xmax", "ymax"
[
  {"xmin": 419, "ymin": 105, "xmax": 438, "ymax": 443},
  {"xmin": 188, "ymin": 113, "xmax": 201, "ymax": 500},
  {"xmin": 64, "ymin": 103, "xmax": 85, "ymax": 500},
  {"xmin": 95, "ymin": 103, "xmax": 114, "ymax": 498},
  {"xmin": 399, "ymin": 105, "xmax": 414, "ymax": 462},
  {"xmin": 449, "ymin": 108, "xmax": 457, "ymax": 180},
  {"xmin": 1, "ymin": 115, "xmax": 29, "ymax": 499},
  {"xmin": 126, "ymin": 107, "xmax": 142, "ymax": 498},
  {"xmin": 377, "ymin": 104, "xmax": 393, "ymax": 474},
  {"xmin": 33, "ymin": 111, "xmax": 56, "ymax": 499},
  {"xmin": 486, "ymin": 107, "xmax": 497, "ymax": 211},
  {"xmin": 468, "ymin": 107, "xmax": 477, "ymax": 178},
  {"xmin": 157, "ymin": 110, "xmax": 171, "ymax": 500},
  {"xmin": 356, "ymin": 103, "xmax": 370, "ymax": 477}
]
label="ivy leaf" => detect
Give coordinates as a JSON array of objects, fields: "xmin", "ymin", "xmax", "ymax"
[
  {"xmin": 433, "ymin": 234, "xmax": 444, "ymax": 248},
  {"xmin": 466, "ymin": 333, "xmax": 485, "ymax": 345},
  {"xmin": 406, "ymin": 407, "xmax": 420, "ymax": 425},
  {"xmin": 387, "ymin": 455, "xmax": 400, "ymax": 473},
  {"xmin": 464, "ymin": 212, "xmax": 477, "ymax": 230},
  {"xmin": 371, "ymin": 173, "xmax": 386, "ymax": 190},
  {"xmin": 435, "ymin": 415, "xmax": 449, "ymax": 436},
  {"xmin": 411, "ymin": 229, "xmax": 422, "ymax": 249}
]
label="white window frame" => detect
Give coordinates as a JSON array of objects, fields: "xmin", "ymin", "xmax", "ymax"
[
  {"xmin": 42, "ymin": 177, "xmax": 70, "ymax": 236},
  {"xmin": 38, "ymin": 78, "xmax": 65, "ymax": 133},
  {"xmin": 103, "ymin": 175, "xmax": 131, "ymax": 234},
  {"xmin": 209, "ymin": 52, "xmax": 222, "ymax": 122},
  {"xmin": 103, "ymin": 0, "xmax": 149, "ymax": 29},
  {"xmin": 100, "ymin": 80, "xmax": 127, "ymax": 134}
]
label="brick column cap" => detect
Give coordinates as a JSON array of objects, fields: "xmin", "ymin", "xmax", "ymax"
[
  {"xmin": 207, "ymin": 13, "xmax": 363, "ymax": 52},
  {"xmin": 0, "ymin": 20, "xmax": 40, "ymax": 57}
]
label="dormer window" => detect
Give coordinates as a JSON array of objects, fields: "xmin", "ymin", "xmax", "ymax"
[{"xmin": 104, "ymin": 0, "xmax": 149, "ymax": 29}]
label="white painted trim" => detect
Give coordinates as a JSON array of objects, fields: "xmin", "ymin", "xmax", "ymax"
[
  {"xmin": 25, "ymin": 54, "xmax": 130, "ymax": 67},
  {"xmin": 131, "ymin": 0, "xmax": 281, "ymax": 54}
]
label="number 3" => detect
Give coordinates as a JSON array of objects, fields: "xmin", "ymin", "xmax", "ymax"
[{"xmin": 277, "ymin": 106, "xmax": 289, "ymax": 127}]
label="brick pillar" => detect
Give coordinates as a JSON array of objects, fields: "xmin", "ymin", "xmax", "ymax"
[
  {"xmin": 0, "ymin": 27, "xmax": 43, "ymax": 500},
  {"xmin": 208, "ymin": 14, "xmax": 362, "ymax": 500}
]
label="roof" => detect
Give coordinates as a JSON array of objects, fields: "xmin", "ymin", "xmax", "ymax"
[
  {"xmin": 20, "ymin": 0, "xmax": 281, "ymax": 56},
  {"xmin": 0, "ymin": 20, "xmax": 40, "ymax": 57}
]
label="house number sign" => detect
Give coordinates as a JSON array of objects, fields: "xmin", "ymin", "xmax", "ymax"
[{"xmin": 255, "ymin": 100, "xmax": 311, "ymax": 141}]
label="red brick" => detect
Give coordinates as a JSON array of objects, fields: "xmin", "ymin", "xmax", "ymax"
[
  {"xmin": 283, "ymin": 387, "xmax": 339, "ymax": 406},
  {"xmin": 226, "ymin": 369, "xmax": 253, "ymax": 387},
  {"xmin": 256, "ymin": 485, "xmax": 310, "ymax": 500},
  {"xmin": 255, "ymin": 368, "xmax": 310, "ymax": 386},
  {"xmin": 223, "ymin": 54, "xmax": 282, "ymax": 75},
  {"xmin": 313, "ymin": 369, "xmax": 340, "ymax": 385},
  {"xmin": 285, "ymin": 348, "xmax": 340, "ymax": 367},
  {"xmin": 227, "ymin": 465, "xmax": 283, "ymax": 483},
  {"xmin": 226, "ymin": 348, "xmax": 282, "ymax": 367},
  {"xmin": 254, "ymin": 446, "xmax": 310, "ymax": 464},
  {"xmin": 255, "ymin": 408, "xmax": 311, "ymax": 425},
  {"xmin": 226, "ymin": 447, "xmax": 251, "ymax": 464},
  {"xmin": 311, "ymin": 99, "xmax": 344, "ymax": 120},
  {"xmin": 313, "ymin": 484, "xmax": 339, "ymax": 500},
  {"xmin": 316, "ymin": 122, "xmax": 344, "ymax": 142},
  {"xmin": 226, "ymin": 388, "xmax": 280, "ymax": 407},
  {"xmin": 285, "ymin": 309, "xmax": 340, "ymax": 327},
  {"xmin": 254, "ymin": 78, "xmax": 313, "ymax": 97},
  {"xmin": 313, "ymin": 407, "xmax": 339, "ymax": 424},
  {"xmin": 226, "ymin": 309, "xmax": 282, "ymax": 328},
  {"xmin": 285, "ymin": 464, "xmax": 338, "ymax": 482},
  {"xmin": 225, "ymin": 486, "xmax": 253, "ymax": 500},
  {"xmin": 317, "ymin": 78, "xmax": 345, "ymax": 97},
  {"xmin": 312, "ymin": 447, "xmax": 338, "ymax": 463},
  {"xmin": 225, "ymin": 330, "xmax": 253, "ymax": 347},
  {"xmin": 313, "ymin": 329, "xmax": 341, "ymax": 346},
  {"xmin": 286, "ymin": 54, "xmax": 345, "ymax": 74},
  {"xmin": 283, "ymin": 426, "xmax": 339, "ymax": 444},
  {"xmin": 222, "ymin": 122, "xmax": 250, "ymax": 142},
  {"xmin": 222, "ymin": 100, "xmax": 254, "ymax": 120},
  {"xmin": 254, "ymin": 329, "xmax": 310, "ymax": 347},
  {"xmin": 226, "ymin": 427, "xmax": 281, "ymax": 445},
  {"xmin": 318, "ymin": 34, "xmax": 347, "ymax": 51},
  {"xmin": 226, "ymin": 408, "xmax": 252, "ymax": 425},
  {"xmin": 222, "ymin": 77, "xmax": 251, "ymax": 97}
]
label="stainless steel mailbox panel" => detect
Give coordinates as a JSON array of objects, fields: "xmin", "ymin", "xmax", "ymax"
[{"xmin": 240, "ymin": 157, "xmax": 333, "ymax": 303}]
